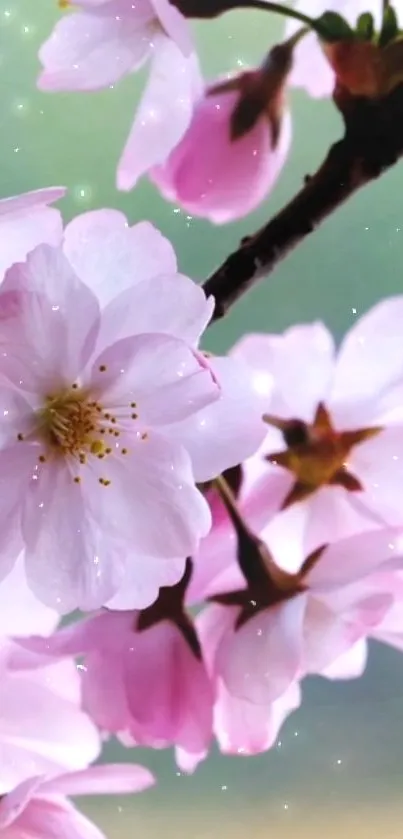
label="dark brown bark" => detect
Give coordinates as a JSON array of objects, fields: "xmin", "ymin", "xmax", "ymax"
[{"xmin": 203, "ymin": 84, "xmax": 403, "ymax": 320}]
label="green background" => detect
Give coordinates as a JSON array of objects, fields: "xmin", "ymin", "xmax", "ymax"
[{"xmin": 4, "ymin": 1, "xmax": 403, "ymax": 836}]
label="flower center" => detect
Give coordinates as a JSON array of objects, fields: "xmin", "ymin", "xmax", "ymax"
[
  {"xmin": 38, "ymin": 387, "xmax": 106, "ymax": 458},
  {"xmin": 264, "ymin": 402, "xmax": 382, "ymax": 508}
]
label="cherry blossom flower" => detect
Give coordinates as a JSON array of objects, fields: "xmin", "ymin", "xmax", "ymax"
[
  {"xmin": 14, "ymin": 562, "xmax": 214, "ymax": 772},
  {"xmin": 151, "ymin": 58, "xmax": 292, "ymax": 223},
  {"xmin": 0, "ymin": 207, "xmax": 266, "ymax": 611},
  {"xmin": 0, "ymin": 655, "xmax": 100, "ymax": 793},
  {"xmin": 285, "ymin": 1, "xmax": 403, "ymax": 98},
  {"xmin": 197, "ymin": 525, "xmax": 402, "ymax": 706},
  {"xmin": 0, "ymin": 242, "xmax": 220, "ymax": 611},
  {"xmin": 231, "ymin": 300, "xmax": 403, "ymax": 572},
  {"xmin": 37, "ymin": 0, "xmax": 202, "ymax": 191},
  {"xmin": 0, "ymin": 764, "xmax": 154, "ymax": 839},
  {"xmin": 0, "ymin": 188, "xmax": 65, "ymax": 281}
]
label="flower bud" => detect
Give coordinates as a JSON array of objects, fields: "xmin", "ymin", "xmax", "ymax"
[{"xmin": 150, "ymin": 42, "xmax": 294, "ymax": 223}]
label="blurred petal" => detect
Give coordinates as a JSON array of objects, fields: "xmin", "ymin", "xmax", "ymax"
[
  {"xmin": 41, "ymin": 764, "xmax": 155, "ymax": 796},
  {"xmin": 0, "ymin": 188, "xmax": 65, "ymax": 281},
  {"xmin": 38, "ymin": 10, "xmax": 154, "ymax": 91},
  {"xmin": 118, "ymin": 37, "xmax": 202, "ymax": 190}
]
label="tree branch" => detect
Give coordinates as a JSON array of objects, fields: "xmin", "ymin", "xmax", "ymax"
[{"xmin": 203, "ymin": 85, "xmax": 403, "ymax": 320}]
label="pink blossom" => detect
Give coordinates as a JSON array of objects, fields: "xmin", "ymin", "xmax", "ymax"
[
  {"xmin": 151, "ymin": 85, "xmax": 291, "ymax": 223},
  {"xmin": 232, "ymin": 301, "xmax": 403, "ymax": 573},
  {"xmin": 0, "ymin": 203, "xmax": 265, "ymax": 611},
  {"xmin": 285, "ymin": 1, "xmax": 400, "ymax": 98},
  {"xmin": 0, "ymin": 656, "xmax": 100, "ymax": 793},
  {"xmin": 0, "ymin": 188, "xmax": 65, "ymax": 281},
  {"xmin": 197, "ymin": 527, "xmax": 402, "ymax": 706},
  {"xmin": 0, "ymin": 764, "xmax": 154, "ymax": 839},
  {"xmin": 0, "ymin": 241, "xmax": 219, "ymax": 611},
  {"xmin": 15, "ymin": 565, "xmax": 214, "ymax": 772},
  {"xmin": 0, "ymin": 208, "xmax": 265, "ymax": 611},
  {"xmin": 38, "ymin": 0, "xmax": 201, "ymax": 190},
  {"xmin": 197, "ymin": 604, "xmax": 301, "ymax": 756}
]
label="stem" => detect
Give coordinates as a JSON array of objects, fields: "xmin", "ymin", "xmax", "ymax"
[
  {"xmin": 204, "ymin": 84, "xmax": 403, "ymax": 320},
  {"xmin": 170, "ymin": 0, "xmax": 323, "ymax": 33},
  {"xmin": 214, "ymin": 474, "xmax": 267, "ymax": 586},
  {"xmin": 230, "ymin": 0, "xmax": 321, "ymax": 32},
  {"xmin": 215, "ymin": 474, "xmax": 247, "ymax": 534}
]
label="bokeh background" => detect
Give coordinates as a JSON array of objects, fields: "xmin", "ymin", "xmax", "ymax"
[{"xmin": 3, "ymin": 1, "xmax": 403, "ymax": 836}]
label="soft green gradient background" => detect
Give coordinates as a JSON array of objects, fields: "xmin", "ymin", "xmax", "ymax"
[{"xmin": 4, "ymin": 1, "xmax": 403, "ymax": 836}]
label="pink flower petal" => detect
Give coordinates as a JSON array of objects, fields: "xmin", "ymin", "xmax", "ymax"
[
  {"xmin": 0, "ymin": 554, "xmax": 58, "ymax": 638},
  {"xmin": 86, "ymin": 430, "xmax": 211, "ymax": 558},
  {"xmin": 0, "ymin": 188, "xmax": 65, "ymax": 281},
  {"xmin": 330, "ymin": 297, "xmax": 403, "ymax": 423},
  {"xmin": 0, "ymin": 443, "xmax": 39, "ymax": 578},
  {"xmin": 0, "ymin": 776, "xmax": 43, "ymax": 829},
  {"xmin": 1, "ymin": 245, "xmax": 100, "ymax": 391},
  {"xmin": 260, "ymin": 483, "xmax": 386, "ymax": 574},
  {"xmin": 41, "ymin": 764, "xmax": 155, "ymax": 796},
  {"xmin": 214, "ymin": 679, "xmax": 301, "ymax": 756},
  {"xmin": 322, "ymin": 638, "xmax": 368, "ymax": 680},
  {"xmin": 106, "ymin": 556, "xmax": 186, "ymax": 610},
  {"xmin": 217, "ymin": 596, "xmax": 307, "ymax": 704},
  {"xmin": 123, "ymin": 622, "xmax": 213, "ymax": 757},
  {"xmin": 10, "ymin": 796, "xmax": 105, "ymax": 839},
  {"xmin": 0, "ymin": 663, "xmax": 100, "ymax": 793},
  {"xmin": 350, "ymin": 427, "xmax": 403, "ymax": 525},
  {"xmin": 151, "ymin": 0, "xmax": 193, "ymax": 55},
  {"xmin": 253, "ymin": 323, "xmax": 335, "ymax": 423},
  {"xmin": 302, "ymin": 596, "xmax": 364, "ymax": 674},
  {"xmin": 306, "ymin": 528, "xmax": 403, "ymax": 591},
  {"xmin": 0, "ymin": 188, "xmax": 65, "ymax": 217},
  {"xmin": 63, "ymin": 211, "xmax": 177, "ymax": 308},
  {"xmin": 38, "ymin": 9, "xmax": 154, "ymax": 91},
  {"xmin": 260, "ymin": 492, "xmax": 311, "ymax": 574},
  {"xmin": 117, "ymin": 36, "xmax": 202, "ymax": 190},
  {"xmin": 162, "ymin": 354, "xmax": 267, "ymax": 483},
  {"xmin": 91, "ymin": 333, "xmax": 219, "ymax": 425},
  {"xmin": 97, "ymin": 274, "xmax": 213, "ymax": 352},
  {"xmin": 22, "ymin": 461, "xmax": 125, "ymax": 612},
  {"xmin": 230, "ymin": 333, "xmax": 275, "ymax": 406}
]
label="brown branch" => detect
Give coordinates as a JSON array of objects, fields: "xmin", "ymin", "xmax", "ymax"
[{"xmin": 203, "ymin": 85, "xmax": 403, "ymax": 320}]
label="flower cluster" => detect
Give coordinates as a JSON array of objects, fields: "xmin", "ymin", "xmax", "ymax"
[
  {"xmin": 2, "ymin": 0, "xmax": 403, "ymax": 834},
  {"xmin": 37, "ymin": 0, "xmax": 403, "ymax": 222},
  {"xmin": 0, "ymin": 185, "xmax": 403, "ymax": 832}
]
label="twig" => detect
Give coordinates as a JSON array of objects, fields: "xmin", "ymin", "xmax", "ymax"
[
  {"xmin": 170, "ymin": 0, "xmax": 320, "ymax": 30},
  {"xmin": 203, "ymin": 84, "xmax": 403, "ymax": 320}
]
